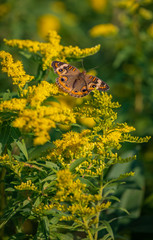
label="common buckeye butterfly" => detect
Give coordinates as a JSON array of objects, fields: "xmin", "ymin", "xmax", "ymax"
[{"xmin": 52, "ymin": 61, "xmax": 109, "ymax": 98}]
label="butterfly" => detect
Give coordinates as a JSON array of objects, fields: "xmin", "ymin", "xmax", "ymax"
[{"xmin": 52, "ymin": 61, "xmax": 109, "ymax": 98}]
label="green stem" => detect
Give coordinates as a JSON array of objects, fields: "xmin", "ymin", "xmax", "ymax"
[
  {"xmin": 94, "ymin": 172, "xmax": 103, "ymax": 240},
  {"xmin": 132, "ymin": 14, "xmax": 143, "ymax": 113},
  {"xmin": 0, "ymin": 167, "xmax": 6, "ymax": 239},
  {"xmin": 83, "ymin": 217, "xmax": 94, "ymax": 240}
]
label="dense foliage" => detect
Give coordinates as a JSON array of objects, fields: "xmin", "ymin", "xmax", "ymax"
[{"xmin": 0, "ymin": 1, "xmax": 153, "ymax": 239}]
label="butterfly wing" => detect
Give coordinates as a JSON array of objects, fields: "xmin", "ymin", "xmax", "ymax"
[
  {"xmin": 52, "ymin": 61, "xmax": 89, "ymax": 97},
  {"xmin": 85, "ymin": 74, "xmax": 109, "ymax": 92},
  {"xmin": 52, "ymin": 61, "xmax": 80, "ymax": 76}
]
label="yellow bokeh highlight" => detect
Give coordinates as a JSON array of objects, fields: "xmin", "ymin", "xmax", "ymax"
[
  {"xmin": 79, "ymin": 117, "xmax": 96, "ymax": 128},
  {"xmin": 147, "ymin": 23, "xmax": 153, "ymax": 38},
  {"xmin": 139, "ymin": 8, "xmax": 153, "ymax": 20},
  {"xmin": 89, "ymin": 0, "xmax": 107, "ymax": 12},
  {"xmin": 90, "ymin": 23, "xmax": 119, "ymax": 37},
  {"xmin": 37, "ymin": 14, "xmax": 60, "ymax": 39}
]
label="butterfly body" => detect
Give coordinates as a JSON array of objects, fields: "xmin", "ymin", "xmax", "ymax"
[{"xmin": 52, "ymin": 61, "xmax": 109, "ymax": 98}]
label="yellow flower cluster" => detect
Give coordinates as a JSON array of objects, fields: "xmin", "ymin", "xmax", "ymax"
[
  {"xmin": 75, "ymin": 90, "xmax": 151, "ymax": 168},
  {"xmin": 0, "ymin": 51, "xmax": 34, "ymax": 89},
  {"xmin": 0, "ymin": 49, "xmax": 76, "ymax": 145},
  {"xmin": 63, "ymin": 45, "xmax": 101, "ymax": 58},
  {"xmin": 0, "ymin": 82, "xmax": 75, "ymax": 145},
  {"xmin": 76, "ymin": 158, "xmax": 106, "ymax": 176},
  {"xmin": 119, "ymin": 172, "xmax": 135, "ymax": 179},
  {"xmin": 121, "ymin": 134, "xmax": 151, "ymax": 143},
  {"xmin": 13, "ymin": 105, "xmax": 76, "ymax": 145},
  {"xmin": 34, "ymin": 168, "xmax": 111, "ymax": 219},
  {"xmin": 43, "ymin": 130, "xmax": 94, "ymax": 165},
  {"xmin": 0, "ymin": 98, "xmax": 27, "ymax": 112},
  {"xmin": 97, "ymin": 123, "xmax": 136, "ymax": 149},
  {"xmin": 0, "ymin": 154, "xmax": 23, "ymax": 176},
  {"xmin": 51, "ymin": 169, "xmax": 111, "ymax": 222},
  {"xmin": 15, "ymin": 180, "xmax": 38, "ymax": 191},
  {"xmin": 90, "ymin": 23, "xmax": 119, "ymax": 37},
  {"xmin": 76, "ymin": 91, "xmax": 121, "ymax": 130},
  {"xmin": 4, "ymin": 31, "xmax": 101, "ymax": 70},
  {"xmin": 40, "ymin": 91, "xmax": 150, "ymax": 175},
  {"xmin": 116, "ymin": 0, "xmax": 139, "ymax": 12},
  {"xmin": 26, "ymin": 81, "xmax": 60, "ymax": 106}
]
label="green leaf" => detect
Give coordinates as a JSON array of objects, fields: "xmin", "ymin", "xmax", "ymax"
[
  {"xmin": 15, "ymin": 139, "xmax": 28, "ymax": 160},
  {"xmin": 19, "ymin": 50, "xmax": 33, "ymax": 59},
  {"xmin": 50, "ymin": 217, "xmax": 59, "ymax": 225},
  {"xmin": 78, "ymin": 177, "xmax": 98, "ymax": 192},
  {"xmin": 100, "ymin": 233, "xmax": 112, "ymax": 240},
  {"xmin": 0, "ymin": 123, "xmax": 12, "ymax": 152},
  {"xmin": 69, "ymin": 157, "xmax": 86, "ymax": 171},
  {"xmin": 0, "ymin": 203, "xmax": 22, "ymax": 229},
  {"xmin": 44, "ymin": 96, "xmax": 60, "ymax": 103},
  {"xmin": 33, "ymin": 196, "xmax": 42, "ymax": 207},
  {"xmin": 53, "ymin": 233, "xmax": 74, "ymax": 240},
  {"xmin": 110, "ymin": 206, "xmax": 129, "ymax": 215},
  {"xmin": 5, "ymin": 187, "xmax": 15, "ymax": 191},
  {"xmin": 41, "ymin": 175, "xmax": 56, "ymax": 183},
  {"xmin": 28, "ymin": 142, "xmax": 54, "ymax": 160},
  {"xmin": 23, "ymin": 199, "xmax": 31, "ymax": 207},
  {"xmin": 103, "ymin": 189, "xmax": 116, "ymax": 198},
  {"xmin": 101, "ymin": 220, "xmax": 114, "ymax": 240},
  {"xmin": 91, "ymin": 225, "xmax": 107, "ymax": 234},
  {"xmin": 3, "ymin": 89, "xmax": 11, "ymax": 100},
  {"xmin": 104, "ymin": 195, "xmax": 120, "ymax": 202},
  {"xmin": 42, "ymin": 216, "xmax": 50, "ymax": 238}
]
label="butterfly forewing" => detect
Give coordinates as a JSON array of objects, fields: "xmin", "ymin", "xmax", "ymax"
[{"xmin": 52, "ymin": 61, "xmax": 80, "ymax": 76}]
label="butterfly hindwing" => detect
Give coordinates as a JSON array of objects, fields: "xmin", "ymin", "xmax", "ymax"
[{"xmin": 85, "ymin": 74, "xmax": 109, "ymax": 92}]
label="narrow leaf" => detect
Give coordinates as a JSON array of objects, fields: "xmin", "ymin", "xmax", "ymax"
[
  {"xmin": 69, "ymin": 157, "xmax": 86, "ymax": 171},
  {"xmin": 15, "ymin": 139, "xmax": 28, "ymax": 160}
]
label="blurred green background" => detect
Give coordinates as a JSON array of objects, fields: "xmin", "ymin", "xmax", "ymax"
[{"xmin": 0, "ymin": 0, "xmax": 153, "ymax": 239}]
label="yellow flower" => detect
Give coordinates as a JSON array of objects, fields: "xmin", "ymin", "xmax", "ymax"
[
  {"xmin": 139, "ymin": 7, "xmax": 153, "ymax": 20},
  {"xmin": 90, "ymin": 23, "xmax": 119, "ymax": 37},
  {"xmin": 12, "ymin": 105, "xmax": 76, "ymax": 145},
  {"xmin": 4, "ymin": 31, "xmax": 101, "ymax": 70},
  {"xmin": 54, "ymin": 169, "xmax": 110, "ymax": 222},
  {"xmin": 0, "ymin": 3, "xmax": 10, "ymax": 17},
  {"xmin": 26, "ymin": 81, "xmax": 60, "ymax": 107},
  {"xmin": 43, "ymin": 130, "xmax": 94, "ymax": 163},
  {"xmin": 0, "ymin": 51, "xmax": 34, "ymax": 90},
  {"xmin": 89, "ymin": 0, "xmax": 107, "ymax": 13},
  {"xmin": 0, "ymin": 98, "xmax": 27, "ymax": 112},
  {"xmin": 116, "ymin": 0, "xmax": 139, "ymax": 12},
  {"xmin": 0, "ymin": 154, "xmax": 24, "ymax": 176},
  {"xmin": 63, "ymin": 44, "xmax": 101, "ymax": 58},
  {"xmin": 15, "ymin": 180, "xmax": 38, "ymax": 191}
]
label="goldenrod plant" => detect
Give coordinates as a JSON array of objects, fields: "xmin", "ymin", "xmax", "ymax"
[{"xmin": 0, "ymin": 31, "xmax": 151, "ymax": 240}]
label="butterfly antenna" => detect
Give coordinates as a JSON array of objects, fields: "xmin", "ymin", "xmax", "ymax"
[
  {"xmin": 80, "ymin": 59, "xmax": 85, "ymax": 71},
  {"xmin": 80, "ymin": 60, "xmax": 101, "ymax": 72},
  {"xmin": 88, "ymin": 65, "xmax": 100, "ymax": 71}
]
